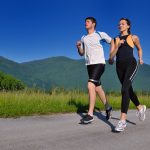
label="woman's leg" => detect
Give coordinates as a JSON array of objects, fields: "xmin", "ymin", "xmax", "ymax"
[
  {"xmin": 116, "ymin": 62, "xmax": 128, "ymax": 120},
  {"xmin": 129, "ymin": 86, "xmax": 146, "ymax": 121},
  {"xmin": 120, "ymin": 79, "xmax": 131, "ymax": 120},
  {"xmin": 117, "ymin": 58, "xmax": 138, "ymax": 118},
  {"xmin": 115, "ymin": 59, "xmax": 146, "ymax": 131}
]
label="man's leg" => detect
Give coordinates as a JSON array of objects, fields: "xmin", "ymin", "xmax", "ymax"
[
  {"xmin": 95, "ymin": 85, "xmax": 112, "ymax": 120},
  {"xmin": 88, "ymin": 82, "xmax": 96, "ymax": 116},
  {"xmin": 95, "ymin": 85, "xmax": 111, "ymax": 109},
  {"xmin": 80, "ymin": 81, "xmax": 96, "ymax": 123}
]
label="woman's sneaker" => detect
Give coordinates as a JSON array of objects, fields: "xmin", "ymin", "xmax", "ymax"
[
  {"xmin": 106, "ymin": 106, "xmax": 112, "ymax": 120},
  {"xmin": 80, "ymin": 114, "xmax": 94, "ymax": 124},
  {"xmin": 136, "ymin": 105, "xmax": 146, "ymax": 121},
  {"xmin": 115, "ymin": 120, "xmax": 127, "ymax": 132}
]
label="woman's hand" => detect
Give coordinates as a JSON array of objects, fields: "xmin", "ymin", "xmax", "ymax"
[
  {"xmin": 139, "ymin": 58, "xmax": 144, "ymax": 65},
  {"xmin": 118, "ymin": 39, "xmax": 125, "ymax": 47}
]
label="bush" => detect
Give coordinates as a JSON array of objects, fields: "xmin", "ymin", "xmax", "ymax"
[{"xmin": 0, "ymin": 71, "xmax": 25, "ymax": 91}]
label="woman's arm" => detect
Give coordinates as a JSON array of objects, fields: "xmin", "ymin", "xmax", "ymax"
[
  {"xmin": 132, "ymin": 35, "xmax": 143, "ymax": 65},
  {"xmin": 109, "ymin": 38, "xmax": 125, "ymax": 65},
  {"xmin": 109, "ymin": 38, "xmax": 125, "ymax": 59}
]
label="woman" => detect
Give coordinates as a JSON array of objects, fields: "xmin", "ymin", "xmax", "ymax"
[{"xmin": 109, "ymin": 18, "xmax": 146, "ymax": 132}]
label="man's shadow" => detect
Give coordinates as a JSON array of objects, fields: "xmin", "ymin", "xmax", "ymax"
[
  {"xmin": 68, "ymin": 99, "xmax": 115, "ymax": 131},
  {"xmin": 94, "ymin": 111, "xmax": 116, "ymax": 132},
  {"xmin": 68, "ymin": 99, "xmax": 136, "ymax": 132}
]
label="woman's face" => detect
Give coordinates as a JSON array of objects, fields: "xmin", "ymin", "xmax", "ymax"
[{"xmin": 118, "ymin": 20, "xmax": 130, "ymax": 33}]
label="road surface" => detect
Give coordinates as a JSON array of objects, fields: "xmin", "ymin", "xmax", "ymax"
[{"xmin": 0, "ymin": 110, "xmax": 150, "ymax": 150}]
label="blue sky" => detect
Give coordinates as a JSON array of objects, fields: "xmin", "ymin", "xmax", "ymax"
[{"xmin": 0, "ymin": 0, "xmax": 149, "ymax": 64}]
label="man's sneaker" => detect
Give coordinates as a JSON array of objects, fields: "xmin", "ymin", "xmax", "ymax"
[
  {"xmin": 106, "ymin": 106, "xmax": 112, "ymax": 120},
  {"xmin": 80, "ymin": 114, "xmax": 94, "ymax": 124},
  {"xmin": 115, "ymin": 120, "xmax": 127, "ymax": 132},
  {"xmin": 136, "ymin": 105, "xmax": 146, "ymax": 121}
]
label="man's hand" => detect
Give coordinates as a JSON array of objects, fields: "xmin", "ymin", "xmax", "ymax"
[
  {"xmin": 76, "ymin": 40, "xmax": 84, "ymax": 56},
  {"xmin": 76, "ymin": 41, "xmax": 82, "ymax": 49},
  {"xmin": 108, "ymin": 58, "xmax": 114, "ymax": 65}
]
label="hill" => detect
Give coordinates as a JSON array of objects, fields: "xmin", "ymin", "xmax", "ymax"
[{"xmin": 0, "ymin": 56, "xmax": 150, "ymax": 91}]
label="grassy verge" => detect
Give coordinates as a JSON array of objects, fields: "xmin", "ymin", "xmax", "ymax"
[{"xmin": 0, "ymin": 90, "xmax": 150, "ymax": 118}]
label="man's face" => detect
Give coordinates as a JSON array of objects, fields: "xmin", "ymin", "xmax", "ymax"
[{"xmin": 85, "ymin": 19, "xmax": 95, "ymax": 30}]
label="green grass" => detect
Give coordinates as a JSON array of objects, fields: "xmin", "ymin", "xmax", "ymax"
[{"xmin": 0, "ymin": 90, "xmax": 150, "ymax": 118}]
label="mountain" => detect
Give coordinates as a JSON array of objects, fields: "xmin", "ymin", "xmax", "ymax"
[{"xmin": 0, "ymin": 56, "xmax": 150, "ymax": 91}]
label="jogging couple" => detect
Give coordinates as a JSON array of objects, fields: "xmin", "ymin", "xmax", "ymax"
[{"xmin": 76, "ymin": 17, "xmax": 146, "ymax": 132}]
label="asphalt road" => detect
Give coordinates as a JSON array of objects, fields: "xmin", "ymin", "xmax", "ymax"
[{"xmin": 0, "ymin": 109, "xmax": 149, "ymax": 150}]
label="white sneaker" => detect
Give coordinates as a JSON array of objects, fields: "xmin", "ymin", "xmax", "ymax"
[
  {"xmin": 115, "ymin": 120, "xmax": 127, "ymax": 132},
  {"xmin": 136, "ymin": 105, "xmax": 146, "ymax": 121}
]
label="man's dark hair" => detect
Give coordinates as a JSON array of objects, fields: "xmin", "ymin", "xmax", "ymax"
[{"xmin": 85, "ymin": 17, "xmax": 97, "ymax": 28}]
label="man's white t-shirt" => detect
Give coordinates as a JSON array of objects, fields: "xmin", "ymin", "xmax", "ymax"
[{"xmin": 81, "ymin": 31, "xmax": 112, "ymax": 65}]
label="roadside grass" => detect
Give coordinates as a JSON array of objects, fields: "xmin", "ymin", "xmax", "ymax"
[{"xmin": 0, "ymin": 90, "xmax": 149, "ymax": 118}]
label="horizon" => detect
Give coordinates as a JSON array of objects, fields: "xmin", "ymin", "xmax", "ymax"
[{"xmin": 1, "ymin": 55, "xmax": 150, "ymax": 66}]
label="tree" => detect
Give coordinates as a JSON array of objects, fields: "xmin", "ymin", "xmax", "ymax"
[{"xmin": 0, "ymin": 71, "xmax": 25, "ymax": 91}]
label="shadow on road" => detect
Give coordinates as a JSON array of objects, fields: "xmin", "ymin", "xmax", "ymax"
[
  {"xmin": 68, "ymin": 100, "xmax": 115, "ymax": 132},
  {"xmin": 67, "ymin": 99, "xmax": 136, "ymax": 132},
  {"xmin": 111, "ymin": 117, "xmax": 136, "ymax": 125},
  {"xmin": 78, "ymin": 112, "xmax": 136, "ymax": 132},
  {"xmin": 77, "ymin": 111, "xmax": 116, "ymax": 132},
  {"xmin": 94, "ymin": 111, "xmax": 116, "ymax": 132}
]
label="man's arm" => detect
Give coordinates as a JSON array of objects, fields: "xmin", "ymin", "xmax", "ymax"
[
  {"xmin": 76, "ymin": 41, "xmax": 85, "ymax": 56},
  {"xmin": 109, "ymin": 39, "xmax": 116, "ymax": 59},
  {"xmin": 100, "ymin": 32, "xmax": 117, "ymax": 59}
]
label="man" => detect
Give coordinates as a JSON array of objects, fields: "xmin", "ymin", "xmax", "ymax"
[{"xmin": 76, "ymin": 17, "xmax": 113, "ymax": 123}]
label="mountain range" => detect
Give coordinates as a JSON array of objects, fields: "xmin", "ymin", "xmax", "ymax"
[{"xmin": 0, "ymin": 56, "xmax": 150, "ymax": 91}]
